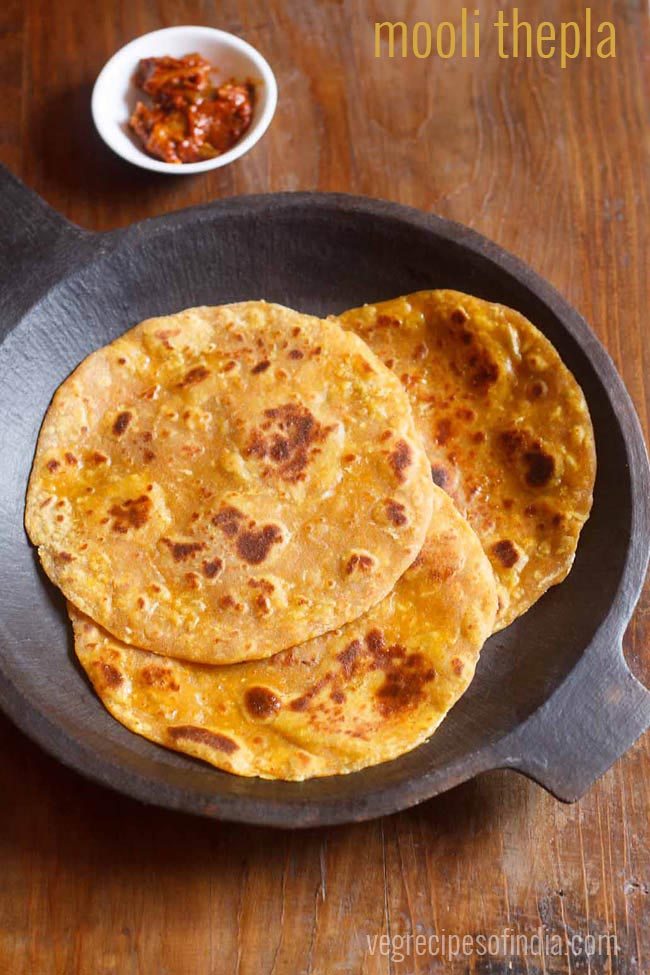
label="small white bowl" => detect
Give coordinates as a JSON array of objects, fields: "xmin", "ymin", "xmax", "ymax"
[{"xmin": 91, "ymin": 25, "xmax": 278, "ymax": 174}]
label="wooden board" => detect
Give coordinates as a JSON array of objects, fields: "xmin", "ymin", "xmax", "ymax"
[{"xmin": 0, "ymin": 1, "xmax": 648, "ymax": 971}]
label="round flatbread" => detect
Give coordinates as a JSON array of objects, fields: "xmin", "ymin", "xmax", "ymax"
[
  {"xmin": 71, "ymin": 487, "xmax": 497, "ymax": 780},
  {"xmin": 339, "ymin": 291, "xmax": 596, "ymax": 630},
  {"xmin": 26, "ymin": 302, "xmax": 434, "ymax": 664}
]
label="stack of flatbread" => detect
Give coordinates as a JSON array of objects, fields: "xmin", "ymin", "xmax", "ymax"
[{"xmin": 25, "ymin": 293, "xmax": 595, "ymax": 780}]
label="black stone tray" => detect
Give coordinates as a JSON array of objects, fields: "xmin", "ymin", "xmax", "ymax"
[{"xmin": 0, "ymin": 165, "xmax": 648, "ymax": 827}]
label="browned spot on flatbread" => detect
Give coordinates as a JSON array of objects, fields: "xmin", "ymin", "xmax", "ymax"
[
  {"xmin": 345, "ymin": 553, "xmax": 375, "ymax": 575},
  {"xmin": 244, "ymin": 686, "xmax": 281, "ymax": 719},
  {"xmin": 374, "ymin": 650, "xmax": 436, "ymax": 717},
  {"xmin": 337, "ymin": 639, "xmax": 361, "ymax": 677},
  {"xmin": 430, "ymin": 465, "xmax": 449, "ymax": 488},
  {"xmin": 388, "ymin": 439, "xmax": 413, "ymax": 481},
  {"xmin": 499, "ymin": 429, "xmax": 555, "ymax": 487},
  {"xmin": 288, "ymin": 349, "xmax": 304, "ymax": 360},
  {"xmin": 499, "ymin": 428, "xmax": 527, "ymax": 459},
  {"xmin": 56, "ymin": 551, "xmax": 73, "ymax": 563},
  {"xmin": 492, "ymin": 539, "xmax": 519, "ymax": 568},
  {"xmin": 376, "ymin": 314, "xmax": 401, "ymax": 328},
  {"xmin": 90, "ymin": 451, "xmax": 108, "ymax": 465},
  {"xmin": 289, "ymin": 675, "xmax": 331, "ymax": 713},
  {"xmin": 162, "ymin": 538, "xmax": 207, "ymax": 562},
  {"xmin": 435, "ymin": 418, "xmax": 453, "ymax": 446},
  {"xmin": 254, "ymin": 594, "xmax": 271, "ymax": 614},
  {"xmin": 154, "ymin": 327, "xmax": 180, "ymax": 349},
  {"xmin": 467, "ymin": 349, "xmax": 499, "ymax": 389},
  {"xmin": 112, "ymin": 411, "xmax": 132, "ymax": 436},
  {"xmin": 456, "ymin": 407, "xmax": 476, "ymax": 421},
  {"xmin": 248, "ymin": 578, "xmax": 275, "ymax": 593},
  {"xmin": 385, "ymin": 499, "xmax": 408, "ymax": 526},
  {"xmin": 524, "ymin": 447, "xmax": 555, "ymax": 487},
  {"xmin": 178, "ymin": 365, "xmax": 211, "ymax": 387},
  {"xmin": 202, "ymin": 557, "xmax": 223, "ymax": 578},
  {"xmin": 451, "ymin": 307, "xmax": 468, "ymax": 325},
  {"xmin": 365, "ymin": 629, "xmax": 385, "ymax": 654},
  {"xmin": 284, "ymin": 624, "xmax": 438, "ymax": 724},
  {"xmin": 212, "ymin": 506, "xmax": 245, "ymax": 537},
  {"xmin": 168, "ymin": 725, "xmax": 238, "ymax": 754},
  {"xmin": 427, "ymin": 557, "xmax": 459, "ymax": 583},
  {"xmin": 236, "ymin": 525, "xmax": 282, "ymax": 565},
  {"xmin": 64, "ymin": 452, "xmax": 77, "ymax": 466},
  {"xmin": 140, "ymin": 665, "xmax": 180, "ymax": 691},
  {"xmin": 46, "ymin": 459, "xmax": 60, "ymax": 472},
  {"xmin": 451, "ymin": 657, "xmax": 464, "ymax": 676},
  {"xmin": 528, "ymin": 380, "xmax": 547, "ymax": 400},
  {"xmin": 245, "ymin": 403, "xmax": 334, "ymax": 482},
  {"xmin": 251, "ymin": 360, "xmax": 271, "ymax": 374},
  {"xmin": 109, "ymin": 495, "xmax": 152, "ymax": 533},
  {"xmin": 98, "ymin": 662, "xmax": 123, "ymax": 688}
]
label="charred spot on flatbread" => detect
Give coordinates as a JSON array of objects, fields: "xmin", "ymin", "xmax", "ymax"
[
  {"xmin": 161, "ymin": 538, "xmax": 207, "ymax": 562},
  {"xmin": 109, "ymin": 495, "xmax": 152, "ymax": 533},
  {"xmin": 344, "ymin": 552, "xmax": 375, "ymax": 575},
  {"xmin": 236, "ymin": 524, "xmax": 283, "ymax": 565},
  {"xmin": 491, "ymin": 539, "xmax": 519, "ymax": 568},
  {"xmin": 212, "ymin": 505, "xmax": 245, "ymax": 538},
  {"xmin": 112, "ymin": 411, "xmax": 132, "ymax": 436},
  {"xmin": 430, "ymin": 465, "xmax": 449, "ymax": 489},
  {"xmin": 139, "ymin": 665, "xmax": 180, "ymax": 691},
  {"xmin": 499, "ymin": 429, "xmax": 556, "ymax": 488},
  {"xmin": 245, "ymin": 403, "xmax": 335, "ymax": 483},
  {"xmin": 385, "ymin": 498, "xmax": 408, "ymax": 526},
  {"xmin": 96, "ymin": 661, "xmax": 123, "ymax": 688},
  {"xmin": 177, "ymin": 365, "xmax": 211, "ymax": 387},
  {"xmin": 168, "ymin": 725, "xmax": 239, "ymax": 754},
  {"xmin": 244, "ymin": 687, "xmax": 281, "ymax": 719},
  {"xmin": 388, "ymin": 439, "xmax": 413, "ymax": 481},
  {"xmin": 202, "ymin": 557, "xmax": 223, "ymax": 579}
]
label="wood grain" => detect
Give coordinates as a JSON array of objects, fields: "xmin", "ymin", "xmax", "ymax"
[{"xmin": 0, "ymin": 1, "xmax": 648, "ymax": 972}]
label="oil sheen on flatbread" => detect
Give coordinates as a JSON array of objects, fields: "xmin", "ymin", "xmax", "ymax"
[
  {"xmin": 71, "ymin": 487, "xmax": 497, "ymax": 780},
  {"xmin": 26, "ymin": 302, "xmax": 434, "ymax": 664},
  {"xmin": 339, "ymin": 290, "xmax": 596, "ymax": 630}
]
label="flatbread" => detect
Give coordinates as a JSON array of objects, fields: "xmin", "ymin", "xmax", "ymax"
[
  {"xmin": 71, "ymin": 486, "xmax": 497, "ymax": 780},
  {"xmin": 26, "ymin": 302, "xmax": 434, "ymax": 664},
  {"xmin": 339, "ymin": 291, "xmax": 596, "ymax": 629}
]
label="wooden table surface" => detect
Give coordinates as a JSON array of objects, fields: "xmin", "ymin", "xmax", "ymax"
[{"xmin": 1, "ymin": 2, "xmax": 648, "ymax": 972}]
